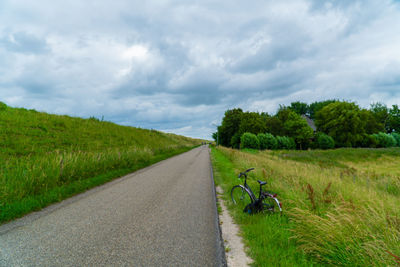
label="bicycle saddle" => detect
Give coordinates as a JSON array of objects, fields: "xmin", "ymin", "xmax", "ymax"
[{"xmin": 257, "ymin": 180, "xmax": 267, "ymax": 185}]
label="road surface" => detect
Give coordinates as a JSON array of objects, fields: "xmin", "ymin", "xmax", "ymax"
[{"xmin": 0, "ymin": 145, "xmax": 224, "ymax": 266}]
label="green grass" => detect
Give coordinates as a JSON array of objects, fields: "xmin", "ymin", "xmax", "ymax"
[
  {"xmin": 211, "ymin": 147, "xmax": 319, "ymax": 266},
  {"xmin": 0, "ymin": 103, "xmax": 201, "ymax": 224},
  {"xmin": 211, "ymin": 146, "xmax": 400, "ymax": 266}
]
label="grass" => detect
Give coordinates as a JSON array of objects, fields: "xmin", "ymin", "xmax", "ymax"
[
  {"xmin": 0, "ymin": 103, "xmax": 201, "ymax": 224},
  {"xmin": 210, "ymin": 146, "xmax": 400, "ymax": 266}
]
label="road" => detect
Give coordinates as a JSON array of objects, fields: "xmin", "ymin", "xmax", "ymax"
[{"xmin": 0, "ymin": 145, "xmax": 224, "ymax": 266}]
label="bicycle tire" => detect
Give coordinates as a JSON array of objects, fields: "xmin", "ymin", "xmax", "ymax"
[
  {"xmin": 231, "ymin": 185, "xmax": 253, "ymax": 207},
  {"xmin": 262, "ymin": 196, "xmax": 282, "ymax": 214}
]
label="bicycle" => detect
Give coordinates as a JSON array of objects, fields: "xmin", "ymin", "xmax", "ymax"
[{"xmin": 231, "ymin": 168, "xmax": 282, "ymax": 214}]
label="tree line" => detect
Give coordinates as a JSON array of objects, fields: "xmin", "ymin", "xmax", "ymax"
[{"xmin": 213, "ymin": 100, "xmax": 400, "ymax": 150}]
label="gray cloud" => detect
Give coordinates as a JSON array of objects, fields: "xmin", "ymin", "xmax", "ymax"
[
  {"xmin": 0, "ymin": 0, "xmax": 400, "ymax": 139},
  {"xmin": 0, "ymin": 31, "xmax": 49, "ymax": 54}
]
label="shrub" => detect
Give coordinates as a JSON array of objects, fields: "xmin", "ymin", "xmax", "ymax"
[
  {"xmin": 258, "ymin": 133, "xmax": 277, "ymax": 150},
  {"xmin": 241, "ymin": 132, "xmax": 260, "ymax": 149},
  {"xmin": 372, "ymin": 132, "xmax": 397, "ymax": 148},
  {"xmin": 230, "ymin": 133, "xmax": 241, "ymax": 149},
  {"xmin": 0, "ymin": 102, "xmax": 7, "ymax": 111},
  {"xmin": 390, "ymin": 132, "xmax": 400, "ymax": 147},
  {"xmin": 287, "ymin": 137, "xmax": 296, "ymax": 149},
  {"xmin": 257, "ymin": 133, "xmax": 267, "ymax": 150},
  {"xmin": 276, "ymin": 136, "xmax": 285, "ymax": 149},
  {"xmin": 316, "ymin": 133, "xmax": 335, "ymax": 149},
  {"xmin": 359, "ymin": 134, "xmax": 378, "ymax": 148},
  {"xmin": 276, "ymin": 136, "xmax": 296, "ymax": 150}
]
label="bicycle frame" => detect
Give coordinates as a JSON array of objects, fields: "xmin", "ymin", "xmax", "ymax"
[
  {"xmin": 239, "ymin": 169, "xmax": 282, "ymax": 212},
  {"xmin": 242, "ymin": 176, "xmax": 257, "ymax": 201},
  {"xmin": 241, "ymin": 173, "xmax": 265, "ymax": 201}
]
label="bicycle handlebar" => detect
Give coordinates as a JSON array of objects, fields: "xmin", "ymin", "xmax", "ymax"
[{"xmin": 238, "ymin": 168, "xmax": 255, "ymax": 178}]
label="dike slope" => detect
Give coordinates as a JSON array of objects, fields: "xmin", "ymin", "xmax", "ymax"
[{"xmin": 0, "ymin": 102, "xmax": 201, "ymax": 223}]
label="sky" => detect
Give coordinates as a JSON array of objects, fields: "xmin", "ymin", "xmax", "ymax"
[{"xmin": 1, "ymin": 0, "xmax": 400, "ymax": 139}]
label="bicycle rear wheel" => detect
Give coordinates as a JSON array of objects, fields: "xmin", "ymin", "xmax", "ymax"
[
  {"xmin": 231, "ymin": 185, "xmax": 253, "ymax": 207},
  {"xmin": 262, "ymin": 196, "xmax": 282, "ymax": 214}
]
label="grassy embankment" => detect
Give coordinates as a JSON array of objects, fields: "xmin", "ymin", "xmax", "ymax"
[
  {"xmin": 0, "ymin": 102, "xmax": 201, "ymax": 224},
  {"xmin": 211, "ymin": 146, "xmax": 400, "ymax": 266}
]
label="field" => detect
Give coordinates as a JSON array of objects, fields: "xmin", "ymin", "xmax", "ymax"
[
  {"xmin": 211, "ymin": 146, "xmax": 400, "ymax": 266},
  {"xmin": 0, "ymin": 103, "xmax": 200, "ymax": 223}
]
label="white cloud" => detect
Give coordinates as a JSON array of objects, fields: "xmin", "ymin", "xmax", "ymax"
[{"xmin": 1, "ymin": 0, "xmax": 400, "ymax": 139}]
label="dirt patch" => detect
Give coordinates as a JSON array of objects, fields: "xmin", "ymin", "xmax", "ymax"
[{"xmin": 216, "ymin": 186, "xmax": 253, "ymax": 267}]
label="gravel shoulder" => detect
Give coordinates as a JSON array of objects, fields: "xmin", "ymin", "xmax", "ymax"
[{"xmin": 216, "ymin": 186, "xmax": 253, "ymax": 267}]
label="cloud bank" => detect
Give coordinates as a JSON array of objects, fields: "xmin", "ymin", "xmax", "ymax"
[{"xmin": 1, "ymin": 0, "xmax": 400, "ymax": 139}]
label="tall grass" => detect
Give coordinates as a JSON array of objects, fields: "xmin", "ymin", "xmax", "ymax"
[
  {"xmin": 211, "ymin": 146, "xmax": 400, "ymax": 266},
  {"xmin": 0, "ymin": 104, "xmax": 200, "ymax": 223}
]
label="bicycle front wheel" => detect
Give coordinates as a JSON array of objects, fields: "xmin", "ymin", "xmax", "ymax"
[{"xmin": 231, "ymin": 185, "xmax": 253, "ymax": 207}]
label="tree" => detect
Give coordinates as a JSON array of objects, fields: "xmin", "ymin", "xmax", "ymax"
[
  {"xmin": 212, "ymin": 132, "xmax": 218, "ymax": 143},
  {"xmin": 276, "ymin": 106, "xmax": 293, "ymax": 123},
  {"xmin": 265, "ymin": 116, "xmax": 285, "ymax": 136},
  {"xmin": 315, "ymin": 101, "xmax": 365, "ymax": 147},
  {"xmin": 238, "ymin": 112, "xmax": 267, "ymax": 135},
  {"xmin": 284, "ymin": 111, "xmax": 314, "ymax": 149},
  {"xmin": 309, "ymin": 100, "xmax": 338, "ymax": 119},
  {"xmin": 290, "ymin": 101, "xmax": 308, "ymax": 115},
  {"xmin": 388, "ymin": 105, "xmax": 400, "ymax": 133},
  {"xmin": 217, "ymin": 108, "xmax": 243, "ymax": 147},
  {"xmin": 370, "ymin": 102, "xmax": 389, "ymax": 132},
  {"xmin": 360, "ymin": 109, "xmax": 383, "ymax": 134}
]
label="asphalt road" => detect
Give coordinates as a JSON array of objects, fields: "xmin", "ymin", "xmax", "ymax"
[{"xmin": 0, "ymin": 145, "xmax": 224, "ymax": 266}]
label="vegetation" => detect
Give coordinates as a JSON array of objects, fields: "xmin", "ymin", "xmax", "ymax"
[
  {"xmin": 240, "ymin": 132, "xmax": 259, "ymax": 149},
  {"xmin": 258, "ymin": 133, "xmax": 276, "ymax": 150},
  {"xmin": 372, "ymin": 132, "xmax": 397, "ymax": 148},
  {"xmin": 211, "ymin": 146, "xmax": 400, "ymax": 266},
  {"xmin": 214, "ymin": 100, "xmax": 400, "ymax": 150},
  {"xmin": 316, "ymin": 133, "xmax": 335, "ymax": 149},
  {"xmin": 276, "ymin": 136, "xmax": 296, "ymax": 150},
  {"xmin": 391, "ymin": 132, "xmax": 400, "ymax": 146},
  {"xmin": 315, "ymin": 102, "xmax": 366, "ymax": 147},
  {"xmin": 283, "ymin": 112, "xmax": 313, "ymax": 149},
  {"xmin": 0, "ymin": 102, "xmax": 200, "ymax": 223}
]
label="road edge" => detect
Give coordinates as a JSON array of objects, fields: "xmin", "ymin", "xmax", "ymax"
[{"xmin": 209, "ymin": 148, "xmax": 228, "ymax": 267}]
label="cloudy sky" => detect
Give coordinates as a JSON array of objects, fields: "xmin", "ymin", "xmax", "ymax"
[{"xmin": 1, "ymin": 0, "xmax": 400, "ymax": 139}]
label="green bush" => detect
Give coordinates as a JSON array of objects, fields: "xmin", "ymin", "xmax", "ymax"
[
  {"xmin": 372, "ymin": 132, "xmax": 397, "ymax": 148},
  {"xmin": 390, "ymin": 132, "xmax": 400, "ymax": 147},
  {"xmin": 257, "ymin": 133, "xmax": 267, "ymax": 150},
  {"xmin": 359, "ymin": 134, "xmax": 378, "ymax": 148},
  {"xmin": 316, "ymin": 133, "xmax": 335, "ymax": 149},
  {"xmin": 0, "ymin": 102, "xmax": 7, "ymax": 111},
  {"xmin": 276, "ymin": 136, "xmax": 285, "ymax": 149},
  {"xmin": 241, "ymin": 132, "xmax": 260, "ymax": 149},
  {"xmin": 276, "ymin": 136, "xmax": 296, "ymax": 150},
  {"xmin": 230, "ymin": 133, "xmax": 241, "ymax": 149},
  {"xmin": 288, "ymin": 137, "xmax": 296, "ymax": 149},
  {"xmin": 258, "ymin": 133, "xmax": 277, "ymax": 150}
]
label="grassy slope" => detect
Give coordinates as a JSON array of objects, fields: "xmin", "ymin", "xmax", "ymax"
[
  {"xmin": 211, "ymin": 146, "xmax": 400, "ymax": 266},
  {"xmin": 0, "ymin": 103, "xmax": 201, "ymax": 223}
]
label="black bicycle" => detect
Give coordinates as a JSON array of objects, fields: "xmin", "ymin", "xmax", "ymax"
[{"xmin": 231, "ymin": 168, "xmax": 282, "ymax": 214}]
